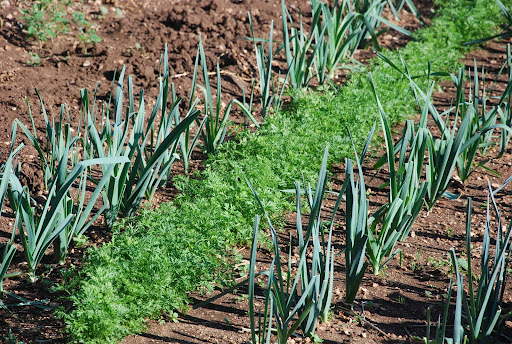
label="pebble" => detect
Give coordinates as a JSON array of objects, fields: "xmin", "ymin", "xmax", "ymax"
[
  {"xmin": 82, "ymin": 60, "xmax": 91, "ymax": 67},
  {"xmin": 5, "ymin": 13, "xmax": 12, "ymax": 20},
  {"xmin": 0, "ymin": 1, "xmax": 10, "ymax": 8}
]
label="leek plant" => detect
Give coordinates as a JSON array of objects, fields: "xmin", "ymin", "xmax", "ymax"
[
  {"xmin": 14, "ymin": 94, "xmax": 129, "ymax": 263},
  {"xmin": 53, "ymin": 160, "xmax": 128, "ymax": 263},
  {"xmin": 343, "ymin": 157, "xmax": 369, "ymax": 305},
  {"xmin": 0, "ymin": 153, "xmax": 18, "ymax": 294},
  {"xmin": 424, "ymin": 88, "xmax": 504, "ymax": 210},
  {"xmin": 194, "ymin": 37, "xmax": 259, "ymax": 154},
  {"xmin": 367, "ymin": 74, "xmax": 428, "ymax": 274},
  {"xmin": 293, "ymin": 148, "xmax": 339, "ymax": 335},
  {"xmin": 342, "ymin": 125, "xmax": 377, "ymax": 304},
  {"xmin": 8, "ymin": 157, "xmax": 125, "ymax": 281},
  {"xmin": 497, "ymin": 44, "xmax": 512, "ymax": 158},
  {"xmin": 247, "ymin": 179, "xmax": 319, "ymax": 343},
  {"xmin": 444, "ymin": 65, "xmax": 512, "ymax": 182},
  {"xmin": 247, "ymin": 14, "xmax": 289, "ymax": 118},
  {"xmin": 426, "ymin": 192, "xmax": 512, "ymax": 344},
  {"xmin": 248, "ymin": 15, "xmax": 277, "ymax": 119},
  {"xmin": 17, "ymin": 92, "xmax": 81, "ymax": 191},
  {"xmin": 421, "ymin": 278, "xmax": 463, "ymax": 344},
  {"xmin": 246, "ymin": 147, "xmax": 344, "ymax": 340},
  {"xmin": 310, "ymin": 0, "xmax": 358, "ymax": 82},
  {"xmin": 378, "ymin": 54, "xmax": 511, "ymax": 208},
  {"xmin": 172, "ymin": 53, "xmax": 204, "ymax": 174},
  {"xmin": 366, "ymin": 170, "xmax": 427, "ymax": 275},
  {"xmin": 84, "ymin": 48, "xmax": 199, "ymax": 228},
  {"xmin": 458, "ymin": 190, "xmax": 512, "ymax": 342},
  {"xmin": 343, "ymin": 0, "xmax": 415, "ymax": 52},
  {"xmin": 281, "ymin": 0, "xmax": 324, "ymax": 89}
]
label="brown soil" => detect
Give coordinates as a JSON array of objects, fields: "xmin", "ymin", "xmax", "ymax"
[{"xmin": 0, "ymin": 0, "xmax": 511, "ymax": 343}]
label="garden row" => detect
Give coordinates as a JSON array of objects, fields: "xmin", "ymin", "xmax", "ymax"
[
  {"xmin": 1, "ymin": 0, "xmax": 511, "ymax": 343},
  {"xmin": 63, "ymin": 0, "xmax": 512, "ymax": 342}
]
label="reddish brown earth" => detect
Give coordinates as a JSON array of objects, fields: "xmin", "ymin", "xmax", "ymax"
[{"xmin": 0, "ymin": 0, "xmax": 511, "ymax": 343}]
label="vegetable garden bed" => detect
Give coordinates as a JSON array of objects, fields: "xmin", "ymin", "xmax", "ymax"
[{"xmin": 0, "ymin": 0, "xmax": 512, "ymax": 343}]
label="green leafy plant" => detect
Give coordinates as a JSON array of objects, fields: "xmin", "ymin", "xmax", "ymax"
[
  {"xmin": 464, "ymin": 0, "xmax": 512, "ymax": 45},
  {"xmin": 20, "ymin": 0, "xmax": 71, "ymax": 43},
  {"xmin": 73, "ymin": 11, "xmax": 102, "ymax": 54},
  {"xmin": 2, "ymin": 329, "xmax": 25, "ymax": 344},
  {"xmin": 27, "ymin": 52, "xmax": 41, "ymax": 66}
]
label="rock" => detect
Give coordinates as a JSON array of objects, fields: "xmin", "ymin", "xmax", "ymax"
[{"xmin": 82, "ymin": 60, "xmax": 91, "ymax": 67}]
